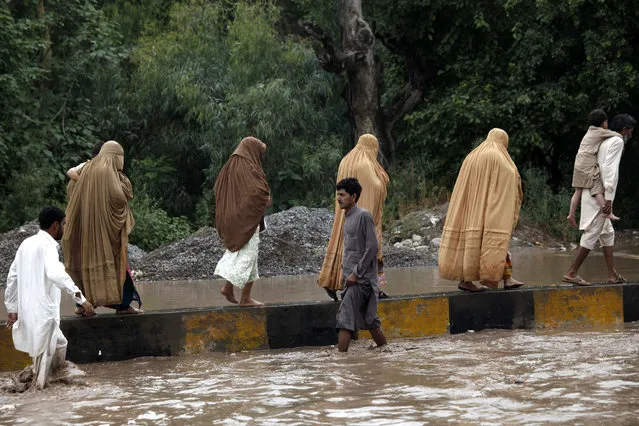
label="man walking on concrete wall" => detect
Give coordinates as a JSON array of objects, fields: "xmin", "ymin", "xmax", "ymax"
[{"xmin": 563, "ymin": 114, "xmax": 636, "ymax": 285}]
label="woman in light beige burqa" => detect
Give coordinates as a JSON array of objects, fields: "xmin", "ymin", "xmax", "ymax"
[
  {"xmin": 318, "ymin": 134, "xmax": 390, "ymax": 301},
  {"xmin": 62, "ymin": 141, "xmax": 142, "ymax": 314},
  {"xmin": 438, "ymin": 128, "xmax": 524, "ymax": 292}
]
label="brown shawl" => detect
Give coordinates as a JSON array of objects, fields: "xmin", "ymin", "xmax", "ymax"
[
  {"xmin": 438, "ymin": 128, "xmax": 523, "ymax": 282},
  {"xmin": 214, "ymin": 137, "xmax": 270, "ymax": 252},
  {"xmin": 318, "ymin": 134, "xmax": 390, "ymax": 291},
  {"xmin": 62, "ymin": 141, "xmax": 134, "ymax": 306}
]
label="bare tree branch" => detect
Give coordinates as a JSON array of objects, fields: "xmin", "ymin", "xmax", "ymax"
[
  {"xmin": 376, "ymin": 32, "xmax": 432, "ymax": 127},
  {"xmin": 298, "ymin": 20, "xmax": 345, "ymax": 74}
]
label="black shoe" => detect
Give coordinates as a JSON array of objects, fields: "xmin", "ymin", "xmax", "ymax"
[
  {"xmin": 325, "ymin": 288, "xmax": 338, "ymax": 301},
  {"xmin": 378, "ymin": 291, "xmax": 389, "ymax": 299}
]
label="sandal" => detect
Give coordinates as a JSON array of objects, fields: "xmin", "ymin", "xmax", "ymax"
[
  {"xmin": 504, "ymin": 278, "xmax": 524, "ymax": 289},
  {"xmin": 562, "ymin": 275, "xmax": 591, "ymax": 286},
  {"xmin": 458, "ymin": 282, "xmax": 488, "ymax": 293},
  {"xmin": 607, "ymin": 274, "xmax": 628, "ymax": 284}
]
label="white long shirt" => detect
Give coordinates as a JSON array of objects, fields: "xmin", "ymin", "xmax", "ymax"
[
  {"xmin": 5, "ymin": 230, "xmax": 86, "ymax": 357},
  {"xmin": 579, "ymin": 135, "xmax": 624, "ymax": 230}
]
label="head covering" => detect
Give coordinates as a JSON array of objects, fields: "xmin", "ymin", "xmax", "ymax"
[
  {"xmin": 62, "ymin": 140, "xmax": 135, "ymax": 306},
  {"xmin": 214, "ymin": 137, "xmax": 270, "ymax": 252},
  {"xmin": 438, "ymin": 128, "xmax": 523, "ymax": 282},
  {"xmin": 318, "ymin": 134, "xmax": 390, "ymax": 291}
]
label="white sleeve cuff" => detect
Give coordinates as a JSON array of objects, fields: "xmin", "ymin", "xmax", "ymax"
[
  {"xmin": 5, "ymin": 302, "xmax": 17, "ymax": 314},
  {"xmin": 72, "ymin": 292, "xmax": 87, "ymax": 306}
]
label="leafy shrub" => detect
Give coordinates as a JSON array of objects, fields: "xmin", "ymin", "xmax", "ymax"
[
  {"xmin": 519, "ymin": 168, "xmax": 579, "ymax": 242},
  {"xmin": 129, "ymin": 192, "xmax": 192, "ymax": 251}
]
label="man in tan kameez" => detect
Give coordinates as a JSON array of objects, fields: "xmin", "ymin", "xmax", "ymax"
[
  {"xmin": 318, "ymin": 134, "xmax": 389, "ymax": 301},
  {"xmin": 438, "ymin": 128, "xmax": 524, "ymax": 292}
]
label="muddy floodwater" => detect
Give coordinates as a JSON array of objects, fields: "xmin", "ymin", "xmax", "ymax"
[
  {"xmin": 3, "ymin": 247, "xmax": 638, "ymax": 317},
  {"xmin": 1, "ymin": 323, "xmax": 639, "ymax": 425}
]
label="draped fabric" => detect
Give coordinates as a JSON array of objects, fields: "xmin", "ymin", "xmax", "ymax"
[
  {"xmin": 62, "ymin": 141, "xmax": 134, "ymax": 306},
  {"xmin": 571, "ymin": 126, "xmax": 620, "ymax": 193},
  {"xmin": 438, "ymin": 129, "xmax": 523, "ymax": 282},
  {"xmin": 318, "ymin": 134, "xmax": 390, "ymax": 291},
  {"xmin": 214, "ymin": 137, "xmax": 270, "ymax": 252}
]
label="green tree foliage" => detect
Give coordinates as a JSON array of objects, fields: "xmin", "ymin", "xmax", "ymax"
[
  {"xmin": 0, "ymin": 0, "xmax": 125, "ymax": 230},
  {"xmin": 126, "ymin": 1, "xmax": 346, "ymax": 218},
  {"xmin": 1, "ymin": 0, "xmax": 639, "ymax": 246}
]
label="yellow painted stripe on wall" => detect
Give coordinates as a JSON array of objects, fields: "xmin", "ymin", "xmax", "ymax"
[
  {"xmin": 534, "ymin": 286, "xmax": 623, "ymax": 328},
  {"xmin": 0, "ymin": 327, "xmax": 31, "ymax": 372},
  {"xmin": 378, "ymin": 297, "xmax": 449, "ymax": 338},
  {"xmin": 183, "ymin": 309, "xmax": 269, "ymax": 354}
]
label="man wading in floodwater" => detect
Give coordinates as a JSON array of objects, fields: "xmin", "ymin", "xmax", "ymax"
[
  {"xmin": 5, "ymin": 207, "xmax": 94, "ymax": 389},
  {"xmin": 334, "ymin": 178, "xmax": 387, "ymax": 352}
]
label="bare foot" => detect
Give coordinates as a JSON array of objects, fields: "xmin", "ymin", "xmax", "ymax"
[
  {"xmin": 604, "ymin": 213, "xmax": 620, "ymax": 221},
  {"xmin": 239, "ymin": 298, "xmax": 264, "ymax": 307},
  {"xmin": 567, "ymin": 214, "xmax": 578, "ymax": 228},
  {"xmin": 221, "ymin": 285, "xmax": 238, "ymax": 304}
]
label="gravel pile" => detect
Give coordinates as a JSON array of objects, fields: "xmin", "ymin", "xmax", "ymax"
[
  {"xmin": 0, "ymin": 206, "xmax": 439, "ymax": 284},
  {"xmin": 136, "ymin": 206, "xmax": 437, "ymax": 282}
]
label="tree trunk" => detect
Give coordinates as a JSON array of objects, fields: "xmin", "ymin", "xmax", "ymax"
[
  {"xmin": 36, "ymin": 0, "xmax": 52, "ymax": 70},
  {"xmin": 300, "ymin": 1, "xmax": 428, "ymax": 167},
  {"xmin": 338, "ymin": 0, "xmax": 392, "ymax": 163}
]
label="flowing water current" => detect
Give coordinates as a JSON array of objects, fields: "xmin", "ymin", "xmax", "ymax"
[
  {"xmin": 1, "ymin": 324, "xmax": 639, "ymax": 425},
  {"xmin": 1, "ymin": 248, "xmax": 639, "ymax": 424}
]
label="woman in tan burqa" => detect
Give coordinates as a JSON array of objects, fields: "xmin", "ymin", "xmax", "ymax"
[
  {"xmin": 438, "ymin": 128, "xmax": 524, "ymax": 292},
  {"xmin": 62, "ymin": 141, "xmax": 142, "ymax": 314},
  {"xmin": 318, "ymin": 134, "xmax": 390, "ymax": 301},
  {"xmin": 214, "ymin": 137, "xmax": 271, "ymax": 307}
]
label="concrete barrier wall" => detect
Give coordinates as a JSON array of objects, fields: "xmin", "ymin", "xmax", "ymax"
[{"xmin": 1, "ymin": 283, "xmax": 637, "ymax": 371}]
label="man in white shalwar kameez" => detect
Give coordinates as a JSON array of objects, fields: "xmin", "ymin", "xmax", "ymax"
[
  {"xmin": 5, "ymin": 207, "xmax": 94, "ymax": 389},
  {"xmin": 563, "ymin": 114, "xmax": 636, "ymax": 286}
]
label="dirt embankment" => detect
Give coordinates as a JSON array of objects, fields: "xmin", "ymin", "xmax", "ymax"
[{"xmin": 2, "ymin": 205, "xmax": 636, "ymax": 284}]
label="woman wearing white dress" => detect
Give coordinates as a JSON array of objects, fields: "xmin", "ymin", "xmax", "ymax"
[{"xmin": 214, "ymin": 137, "xmax": 271, "ymax": 307}]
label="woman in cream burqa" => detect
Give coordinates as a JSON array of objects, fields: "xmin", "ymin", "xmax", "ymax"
[
  {"xmin": 214, "ymin": 137, "xmax": 271, "ymax": 307},
  {"xmin": 438, "ymin": 128, "xmax": 524, "ymax": 292},
  {"xmin": 62, "ymin": 141, "xmax": 142, "ymax": 314},
  {"xmin": 318, "ymin": 134, "xmax": 390, "ymax": 301}
]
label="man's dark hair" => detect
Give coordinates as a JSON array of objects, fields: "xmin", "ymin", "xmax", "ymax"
[
  {"xmin": 587, "ymin": 109, "xmax": 608, "ymax": 127},
  {"xmin": 91, "ymin": 140, "xmax": 106, "ymax": 158},
  {"xmin": 609, "ymin": 114, "xmax": 637, "ymax": 133},
  {"xmin": 336, "ymin": 177, "xmax": 362, "ymax": 202},
  {"xmin": 38, "ymin": 207, "xmax": 65, "ymax": 230}
]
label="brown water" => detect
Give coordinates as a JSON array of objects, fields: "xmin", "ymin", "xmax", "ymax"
[
  {"xmin": 2, "ymin": 248, "xmax": 639, "ymax": 317},
  {"xmin": 1, "ymin": 324, "xmax": 639, "ymax": 424}
]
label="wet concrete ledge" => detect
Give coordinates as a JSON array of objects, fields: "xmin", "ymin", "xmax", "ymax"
[{"xmin": 1, "ymin": 282, "xmax": 638, "ymax": 371}]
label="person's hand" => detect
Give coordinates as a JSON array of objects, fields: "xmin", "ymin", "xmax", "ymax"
[
  {"xmin": 6, "ymin": 313, "xmax": 17, "ymax": 328},
  {"xmin": 602, "ymin": 200, "xmax": 612, "ymax": 215},
  {"xmin": 81, "ymin": 301, "xmax": 95, "ymax": 317},
  {"xmin": 345, "ymin": 273, "xmax": 358, "ymax": 286}
]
